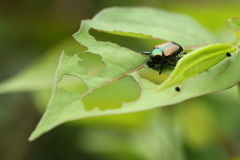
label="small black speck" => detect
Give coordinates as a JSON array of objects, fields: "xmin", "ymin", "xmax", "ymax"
[
  {"xmin": 226, "ymin": 52, "xmax": 231, "ymax": 57},
  {"xmin": 175, "ymin": 86, "xmax": 180, "ymax": 92}
]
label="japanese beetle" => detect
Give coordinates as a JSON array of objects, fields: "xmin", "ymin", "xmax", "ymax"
[{"xmin": 142, "ymin": 41, "xmax": 186, "ymax": 74}]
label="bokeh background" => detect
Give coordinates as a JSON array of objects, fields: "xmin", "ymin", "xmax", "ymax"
[{"xmin": 1, "ymin": 0, "xmax": 240, "ymax": 160}]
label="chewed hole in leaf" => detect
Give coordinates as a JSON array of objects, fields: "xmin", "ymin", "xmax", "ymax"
[
  {"xmin": 89, "ymin": 29, "xmax": 165, "ymax": 52},
  {"xmin": 82, "ymin": 76, "xmax": 141, "ymax": 111},
  {"xmin": 139, "ymin": 67, "xmax": 168, "ymax": 85},
  {"xmin": 57, "ymin": 74, "xmax": 87, "ymax": 94},
  {"xmin": 77, "ymin": 52, "xmax": 106, "ymax": 76}
]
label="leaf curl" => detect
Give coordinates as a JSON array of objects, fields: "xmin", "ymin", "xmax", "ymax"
[{"xmin": 157, "ymin": 43, "xmax": 238, "ymax": 91}]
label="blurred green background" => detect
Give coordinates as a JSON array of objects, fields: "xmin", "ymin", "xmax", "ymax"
[{"xmin": 1, "ymin": 0, "xmax": 240, "ymax": 160}]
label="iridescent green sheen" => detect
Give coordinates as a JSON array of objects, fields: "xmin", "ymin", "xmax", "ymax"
[{"xmin": 151, "ymin": 48, "xmax": 164, "ymax": 56}]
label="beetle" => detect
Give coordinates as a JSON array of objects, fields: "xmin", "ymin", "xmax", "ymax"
[{"xmin": 141, "ymin": 41, "xmax": 186, "ymax": 75}]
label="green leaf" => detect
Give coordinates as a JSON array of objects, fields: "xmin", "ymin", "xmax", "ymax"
[
  {"xmin": 157, "ymin": 43, "xmax": 238, "ymax": 91},
  {"xmin": 30, "ymin": 49, "xmax": 240, "ymax": 141},
  {"xmin": 226, "ymin": 17, "xmax": 240, "ymax": 41},
  {"xmin": 87, "ymin": 7, "xmax": 220, "ymax": 47},
  {"xmin": 30, "ymin": 7, "xmax": 239, "ymax": 140}
]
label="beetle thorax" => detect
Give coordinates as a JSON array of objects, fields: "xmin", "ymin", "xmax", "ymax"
[{"xmin": 151, "ymin": 48, "xmax": 164, "ymax": 56}]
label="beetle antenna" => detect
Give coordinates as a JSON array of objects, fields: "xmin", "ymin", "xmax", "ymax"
[{"xmin": 141, "ymin": 52, "xmax": 151, "ymax": 55}]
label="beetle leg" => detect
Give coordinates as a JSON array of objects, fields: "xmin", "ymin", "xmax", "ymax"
[
  {"xmin": 166, "ymin": 61, "xmax": 176, "ymax": 66},
  {"xmin": 159, "ymin": 63, "xmax": 163, "ymax": 75},
  {"xmin": 175, "ymin": 55, "xmax": 183, "ymax": 60},
  {"xmin": 181, "ymin": 51, "xmax": 187, "ymax": 55}
]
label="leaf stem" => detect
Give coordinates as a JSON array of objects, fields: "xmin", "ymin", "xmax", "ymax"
[
  {"xmin": 238, "ymin": 83, "xmax": 240, "ymax": 100},
  {"xmin": 80, "ymin": 62, "xmax": 146, "ymax": 98}
]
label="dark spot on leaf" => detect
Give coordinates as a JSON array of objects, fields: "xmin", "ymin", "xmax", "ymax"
[
  {"xmin": 82, "ymin": 76, "xmax": 141, "ymax": 111},
  {"xmin": 78, "ymin": 52, "xmax": 106, "ymax": 76},
  {"xmin": 175, "ymin": 86, "xmax": 180, "ymax": 92},
  {"xmin": 226, "ymin": 52, "xmax": 231, "ymax": 57}
]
